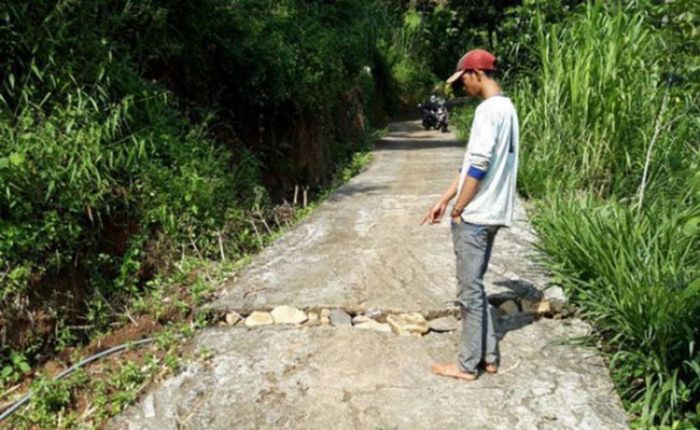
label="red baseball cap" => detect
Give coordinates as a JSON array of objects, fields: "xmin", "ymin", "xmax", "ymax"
[{"xmin": 446, "ymin": 49, "xmax": 497, "ymax": 84}]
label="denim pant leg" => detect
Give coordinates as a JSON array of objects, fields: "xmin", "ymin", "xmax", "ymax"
[
  {"xmin": 480, "ymin": 226, "xmax": 500, "ymax": 365},
  {"xmin": 451, "ymin": 221, "xmax": 500, "ymax": 373}
]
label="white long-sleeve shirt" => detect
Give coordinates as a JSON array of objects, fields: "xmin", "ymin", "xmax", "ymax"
[{"xmin": 457, "ymin": 95, "xmax": 519, "ymax": 227}]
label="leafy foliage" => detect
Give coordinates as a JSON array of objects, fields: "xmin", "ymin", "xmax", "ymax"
[{"xmin": 0, "ymin": 0, "xmax": 407, "ymax": 380}]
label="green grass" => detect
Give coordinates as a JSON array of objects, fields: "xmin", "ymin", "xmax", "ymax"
[
  {"xmin": 514, "ymin": 2, "xmax": 700, "ymax": 426},
  {"xmin": 531, "ymin": 195, "xmax": 699, "ymax": 425}
]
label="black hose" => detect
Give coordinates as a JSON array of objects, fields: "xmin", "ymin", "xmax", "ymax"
[{"xmin": 0, "ymin": 338, "xmax": 154, "ymax": 422}]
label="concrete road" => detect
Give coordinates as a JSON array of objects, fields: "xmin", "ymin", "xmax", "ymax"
[{"xmin": 108, "ymin": 121, "xmax": 628, "ymax": 430}]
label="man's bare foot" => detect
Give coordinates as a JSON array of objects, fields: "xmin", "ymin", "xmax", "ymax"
[
  {"xmin": 431, "ymin": 362, "xmax": 477, "ymax": 381},
  {"xmin": 483, "ymin": 362, "xmax": 498, "ymax": 374}
]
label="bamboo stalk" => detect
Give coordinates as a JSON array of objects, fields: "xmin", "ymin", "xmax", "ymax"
[
  {"xmin": 249, "ymin": 219, "xmax": 263, "ymax": 247},
  {"xmin": 637, "ymin": 90, "xmax": 669, "ymax": 213},
  {"xmin": 217, "ymin": 230, "xmax": 226, "ymax": 262}
]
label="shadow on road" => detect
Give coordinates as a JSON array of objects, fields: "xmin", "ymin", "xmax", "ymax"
[
  {"xmin": 328, "ymin": 184, "xmax": 389, "ymax": 200},
  {"xmin": 483, "ymin": 279, "xmax": 546, "ymax": 341},
  {"xmin": 376, "ymin": 139, "xmax": 463, "ymax": 151},
  {"xmin": 495, "ymin": 312, "xmax": 536, "ymax": 341},
  {"xmin": 493, "ymin": 279, "xmax": 544, "ymax": 301}
]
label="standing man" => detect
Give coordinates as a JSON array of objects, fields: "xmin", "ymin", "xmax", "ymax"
[{"xmin": 421, "ymin": 49, "xmax": 519, "ymax": 381}]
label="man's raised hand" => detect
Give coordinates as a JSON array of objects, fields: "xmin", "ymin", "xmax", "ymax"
[{"xmin": 421, "ymin": 201, "xmax": 447, "ymax": 225}]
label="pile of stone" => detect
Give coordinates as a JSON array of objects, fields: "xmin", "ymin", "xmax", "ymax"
[
  {"xmin": 221, "ymin": 287, "xmax": 571, "ymax": 335},
  {"xmin": 224, "ymin": 305, "xmax": 309, "ymax": 328},
  {"xmin": 222, "ymin": 306, "xmax": 463, "ymax": 336},
  {"xmin": 495, "ymin": 285, "xmax": 570, "ymax": 319}
]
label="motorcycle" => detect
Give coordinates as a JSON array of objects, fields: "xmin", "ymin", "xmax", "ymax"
[{"xmin": 418, "ymin": 96, "xmax": 449, "ymax": 132}]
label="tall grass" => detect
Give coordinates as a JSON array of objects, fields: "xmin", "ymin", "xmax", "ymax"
[
  {"xmin": 507, "ymin": 1, "xmax": 700, "ymax": 426},
  {"xmin": 516, "ymin": 1, "xmax": 675, "ymax": 199},
  {"xmin": 531, "ymin": 195, "xmax": 699, "ymax": 425}
]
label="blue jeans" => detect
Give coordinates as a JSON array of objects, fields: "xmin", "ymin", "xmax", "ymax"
[{"xmin": 450, "ymin": 219, "xmax": 500, "ymax": 373}]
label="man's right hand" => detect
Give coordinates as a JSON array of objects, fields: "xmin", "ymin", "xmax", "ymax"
[{"xmin": 421, "ymin": 201, "xmax": 447, "ymax": 225}]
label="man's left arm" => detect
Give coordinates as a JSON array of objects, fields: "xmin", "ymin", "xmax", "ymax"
[
  {"xmin": 450, "ymin": 176, "xmax": 481, "ymax": 219},
  {"xmin": 451, "ymin": 109, "xmax": 497, "ymax": 219}
]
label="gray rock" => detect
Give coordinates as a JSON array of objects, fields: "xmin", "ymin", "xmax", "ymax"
[
  {"xmin": 428, "ymin": 315, "xmax": 459, "ymax": 332},
  {"xmin": 498, "ymin": 300, "xmax": 519, "ymax": 315},
  {"xmin": 329, "ymin": 309, "xmax": 352, "ymax": 327},
  {"xmin": 363, "ymin": 307, "xmax": 383, "ymax": 319},
  {"xmin": 544, "ymin": 285, "xmax": 569, "ymax": 313}
]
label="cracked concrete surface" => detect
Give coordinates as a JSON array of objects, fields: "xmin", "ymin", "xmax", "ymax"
[{"xmin": 108, "ymin": 121, "xmax": 628, "ymax": 429}]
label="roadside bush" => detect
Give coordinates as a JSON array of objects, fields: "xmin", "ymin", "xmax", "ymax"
[
  {"xmin": 531, "ymin": 194, "xmax": 699, "ymax": 425},
  {"xmin": 0, "ymin": 0, "xmax": 405, "ymax": 377},
  {"xmin": 505, "ymin": 1, "xmax": 700, "ymax": 425}
]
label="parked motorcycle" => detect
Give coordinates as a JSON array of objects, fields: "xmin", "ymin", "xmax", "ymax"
[{"xmin": 418, "ymin": 96, "xmax": 449, "ymax": 132}]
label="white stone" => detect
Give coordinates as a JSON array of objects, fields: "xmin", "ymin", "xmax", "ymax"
[
  {"xmin": 244, "ymin": 311, "xmax": 274, "ymax": 327},
  {"xmin": 306, "ymin": 312, "xmax": 319, "ymax": 324},
  {"xmin": 386, "ymin": 313, "xmax": 429, "ymax": 336},
  {"xmin": 352, "ymin": 315, "xmax": 372, "ymax": 324},
  {"xmin": 428, "ymin": 316, "xmax": 459, "ymax": 332},
  {"xmin": 225, "ymin": 311, "xmax": 243, "ymax": 326},
  {"xmin": 354, "ymin": 320, "xmax": 392, "ymax": 333},
  {"xmin": 320, "ymin": 309, "xmax": 331, "ymax": 318},
  {"xmin": 271, "ymin": 305, "xmax": 308, "ymax": 324}
]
